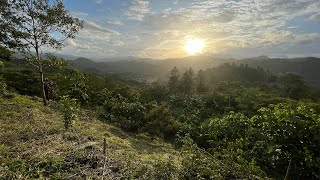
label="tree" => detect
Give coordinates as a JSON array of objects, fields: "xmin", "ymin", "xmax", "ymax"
[
  {"xmin": 1, "ymin": 0, "xmax": 83, "ymax": 105},
  {"xmin": 168, "ymin": 66, "xmax": 180, "ymax": 92},
  {"xmin": 180, "ymin": 68, "xmax": 195, "ymax": 94},
  {"xmin": 278, "ymin": 73, "xmax": 309, "ymax": 99},
  {"xmin": 196, "ymin": 69, "xmax": 208, "ymax": 93},
  {"xmin": 0, "ymin": 1, "xmax": 25, "ymax": 50}
]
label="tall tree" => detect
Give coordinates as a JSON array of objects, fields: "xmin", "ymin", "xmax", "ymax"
[
  {"xmin": 278, "ymin": 73, "xmax": 310, "ymax": 99},
  {"xmin": 168, "ymin": 66, "xmax": 180, "ymax": 92},
  {"xmin": 196, "ymin": 69, "xmax": 208, "ymax": 93},
  {"xmin": 180, "ymin": 68, "xmax": 195, "ymax": 95},
  {"xmin": 1, "ymin": 0, "xmax": 83, "ymax": 105}
]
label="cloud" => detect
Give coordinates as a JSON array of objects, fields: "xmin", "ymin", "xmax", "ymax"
[
  {"xmin": 137, "ymin": 0, "xmax": 320, "ymax": 58},
  {"xmin": 309, "ymin": 13, "xmax": 320, "ymax": 21},
  {"xmin": 83, "ymin": 20, "xmax": 121, "ymax": 35},
  {"xmin": 124, "ymin": 0, "xmax": 150, "ymax": 21},
  {"xmin": 64, "ymin": 0, "xmax": 320, "ymax": 59},
  {"xmin": 96, "ymin": 0, "xmax": 103, "ymax": 4},
  {"xmin": 71, "ymin": 11, "xmax": 88, "ymax": 17},
  {"xmin": 65, "ymin": 38, "xmax": 118, "ymax": 58},
  {"xmin": 107, "ymin": 19, "xmax": 124, "ymax": 26}
]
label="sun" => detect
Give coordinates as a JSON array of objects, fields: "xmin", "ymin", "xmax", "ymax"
[{"xmin": 184, "ymin": 38, "xmax": 205, "ymax": 55}]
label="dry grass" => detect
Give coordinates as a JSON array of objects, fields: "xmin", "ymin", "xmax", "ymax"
[{"xmin": 0, "ymin": 95, "xmax": 181, "ymax": 179}]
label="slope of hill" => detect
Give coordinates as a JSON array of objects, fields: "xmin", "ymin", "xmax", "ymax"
[
  {"xmin": 0, "ymin": 95, "xmax": 181, "ymax": 179},
  {"xmin": 71, "ymin": 57, "xmax": 159, "ymax": 75},
  {"xmin": 240, "ymin": 57, "xmax": 320, "ymax": 85}
]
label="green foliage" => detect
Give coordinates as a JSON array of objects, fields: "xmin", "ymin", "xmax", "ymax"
[
  {"xmin": 196, "ymin": 69, "xmax": 208, "ymax": 92},
  {"xmin": 2, "ymin": 53, "xmax": 320, "ymax": 179},
  {"xmin": 111, "ymin": 101, "xmax": 146, "ymax": 132},
  {"xmin": 252, "ymin": 104, "xmax": 320, "ymax": 178},
  {"xmin": 140, "ymin": 85, "xmax": 170, "ymax": 103},
  {"xmin": 168, "ymin": 66, "xmax": 180, "ymax": 92},
  {"xmin": 1, "ymin": 0, "xmax": 83, "ymax": 105},
  {"xmin": 53, "ymin": 70, "xmax": 89, "ymax": 104},
  {"xmin": 59, "ymin": 95, "xmax": 79, "ymax": 130},
  {"xmin": 152, "ymin": 157, "xmax": 180, "ymax": 180},
  {"xmin": 180, "ymin": 136, "xmax": 224, "ymax": 179},
  {"xmin": 0, "ymin": 47, "xmax": 12, "ymax": 61},
  {"xmin": 1, "ymin": 70, "xmax": 41, "ymax": 96},
  {"xmin": 203, "ymin": 103, "xmax": 320, "ymax": 179},
  {"xmin": 0, "ymin": 75, "xmax": 7, "ymax": 96},
  {"xmin": 26, "ymin": 54, "xmax": 69, "ymax": 69},
  {"xmin": 2, "ymin": 158, "xmax": 74, "ymax": 179},
  {"xmin": 179, "ymin": 135, "xmax": 267, "ymax": 179},
  {"xmin": 144, "ymin": 105, "xmax": 181, "ymax": 140},
  {"xmin": 204, "ymin": 63, "xmax": 274, "ymax": 85},
  {"xmin": 278, "ymin": 73, "xmax": 310, "ymax": 99},
  {"xmin": 2, "ymin": 0, "xmax": 83, "ymax": 52},
  {"xmin": 180, "ymin": 68, "xmax": 195, "ymax": 94}
]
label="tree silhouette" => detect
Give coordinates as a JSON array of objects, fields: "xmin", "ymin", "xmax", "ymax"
[
  {"xmin": 168, "ymin": 66, "xmax": 180, "ymax": 92},
  {"xmin": 180, "ymin": 68, "xmax": 195, "ymax": 95},
  {"xmin": 196, "ymin": 69, "xmax": 208, "ymax": 92}
]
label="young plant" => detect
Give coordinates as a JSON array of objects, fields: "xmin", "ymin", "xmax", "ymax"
[{"xmin": 59, "ymin": 95, "xmax": 79, "ymax": 130}]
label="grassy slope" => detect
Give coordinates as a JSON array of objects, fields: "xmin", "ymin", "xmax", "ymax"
[{"xmin": 0, "ymin": 95, "xmax": 181, "ymax": 179}]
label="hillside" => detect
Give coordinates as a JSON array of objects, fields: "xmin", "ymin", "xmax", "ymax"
[
  {"xmin": 0, "ymin": 95, "xmax": 181, "ymax": 179},
  {"xmin": 240, "ymin": 57, "xmax": 320, "ymax": 85},
  {"xmin": 70, "ymin": 56, "xmax": 320, "ymax": 85}
]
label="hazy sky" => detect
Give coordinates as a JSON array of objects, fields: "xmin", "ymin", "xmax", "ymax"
[{"xmin": 60, "ymin": 0, "xmax": 320, "ymax": 59}]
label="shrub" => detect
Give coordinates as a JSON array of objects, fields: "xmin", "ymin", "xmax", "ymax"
[
  {"xmin": 179, "ymin": 135, "xmax": 267, "ymax": 179},
  {"xmin": 144, "ymin": 105, "xmax": 181, "ymax": 140},
  {"xmin": 110, "ymin": 101, "xmax": 146, "ymax": 132},
  {"xmin": 203, "ymin": 103, "xmax": 320, "ymax": 179},
  {"xmin": 58, "ymin": 95, "xmax": 80, "ymax": 130}
]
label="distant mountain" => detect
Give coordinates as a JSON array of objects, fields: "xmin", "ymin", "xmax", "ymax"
[
  {"xmin": 70, "ymin": 56, "xmax": 234, "ymax": 79},
  {"xmin": 71, "ymin": 57, "xmax": 159, "ymax": 75},
  {"xmin": 13, "ymin": 52, "xmax": 79, "ymax": 60},
  {"xmin": 70, "ymin": 56, "xmax": 320, "ymax": 86}
]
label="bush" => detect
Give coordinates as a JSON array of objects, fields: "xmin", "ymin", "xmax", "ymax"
[
  {"xmin": 110, "ymin": 101, "xmax": 146, "ymax": 132},
  {"xmin": 144, "ymin": 105, "xmax": 181, "ymax": 140},
  {"xmin": 202, "ymin": 103, "xmax": 320, "ymax": 179},
  {"xmin": 179, "ymin": 135, "xmax": 267, "ymax": 179}
]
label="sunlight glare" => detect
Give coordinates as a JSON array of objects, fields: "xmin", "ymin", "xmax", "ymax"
[{"xmin": 185, "ymin": 38, "xmax": 205, "ymax": 55}]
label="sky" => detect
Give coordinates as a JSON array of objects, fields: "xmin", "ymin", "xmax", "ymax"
[{"xmin": 59, "ymin": 0, "xmax": 320, "ymax": 60}]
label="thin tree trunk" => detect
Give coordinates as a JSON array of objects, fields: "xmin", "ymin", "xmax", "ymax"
[
  {"xmin": 30, "ymin": 3, "xmax": 48, "ymax": 106},
  {"xmin": 284, "ymin": 159, "xmax": 292, "ymax": 180},
  {"xmin": 35, "ymin": 41, "xmax": 48, "ymax": 106}
]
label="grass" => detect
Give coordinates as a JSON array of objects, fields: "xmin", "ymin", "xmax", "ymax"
[{"xmin": 0, "ymin": 95, "xmax": 181, "ymax": 179}]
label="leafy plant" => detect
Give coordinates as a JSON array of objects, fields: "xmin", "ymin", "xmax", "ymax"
[
  {"xmin": 144, "ymin": 105, "xmax": 181, "ymax": 140},
  {"xmin": 58, "ymin": 95, "xmax": 79, "ymax": 130}
]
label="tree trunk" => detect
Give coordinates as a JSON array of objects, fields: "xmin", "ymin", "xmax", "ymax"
[
  {"xmin": 34, "ymin": 40, "xmax": 47, "ymax": 106},
  {"xmin": 31, "ymin": 6, "xmax": 48, "ymax": 106},
  {"xmin": 284, "ymin": 159, "xmax": 292, "ymax": 180}
]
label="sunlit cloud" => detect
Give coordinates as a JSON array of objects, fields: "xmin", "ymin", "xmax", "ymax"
[
  {"xmin": 61, "ymin": 0, "xmax": 320, "ymax": 59},
  {"xmin": 124, "ymin": 0, "xmax": 150, "ymax": 21}
]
